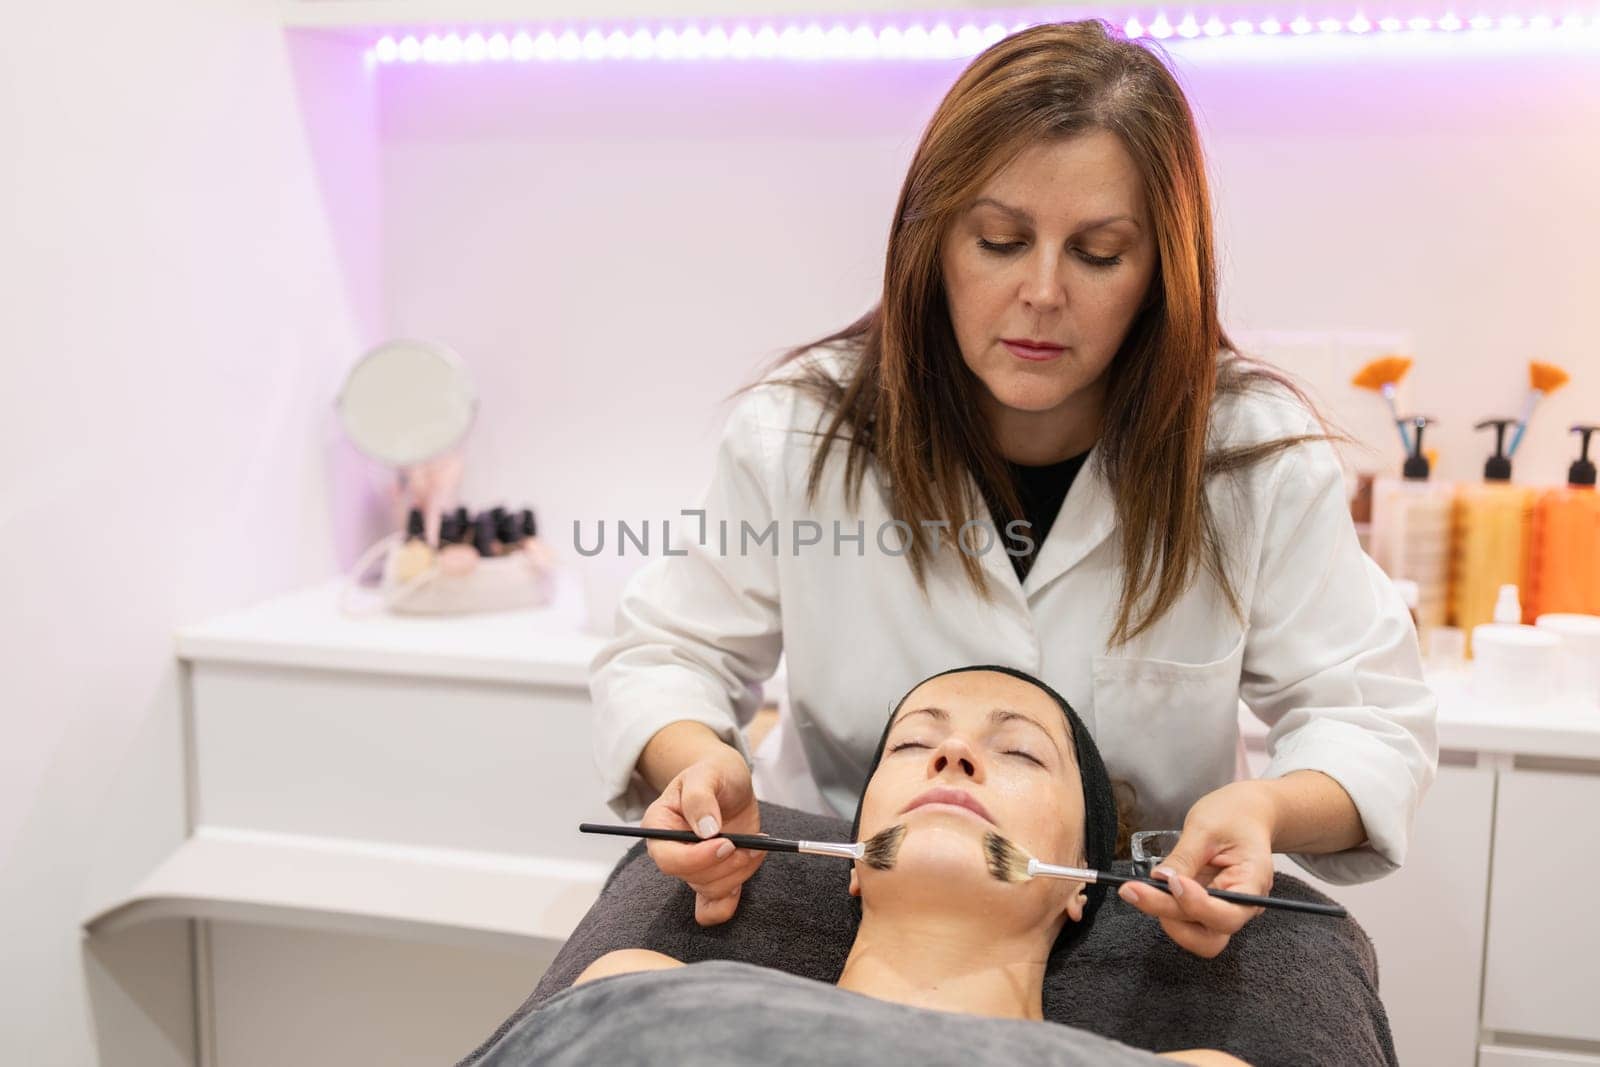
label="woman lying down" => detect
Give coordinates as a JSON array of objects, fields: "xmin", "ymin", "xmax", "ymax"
[{"xmin": 479, "ymin": 665, "xmax": 1251, "ymax": 1066}]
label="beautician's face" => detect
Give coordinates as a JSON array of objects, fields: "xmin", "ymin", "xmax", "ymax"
[
  {"xmin": 852, "ymin": 670, "xmax": 1087, "ymax": 925},
  {"xmin": 939, "ymin": 130, "xmax": 1157, "ymax": 433}
]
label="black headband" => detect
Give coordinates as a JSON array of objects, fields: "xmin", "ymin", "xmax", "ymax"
[{"xmin": 849, "ymin": 663, "xmax": 1118, "ymax": 960}]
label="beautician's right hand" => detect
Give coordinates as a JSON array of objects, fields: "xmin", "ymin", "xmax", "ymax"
[{"xmin": 640, "ymin": 749, "xmax": 765, "ymax": 926}]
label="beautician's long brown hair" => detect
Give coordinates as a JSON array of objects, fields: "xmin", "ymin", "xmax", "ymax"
[{"xmin": 733, "ymin": 19, "xmax": 1323, "ymax": 646}]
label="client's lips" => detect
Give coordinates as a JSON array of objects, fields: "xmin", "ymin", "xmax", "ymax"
[{"xmin": 900, "ymin": 786, "xmax": 994, "ymax": 824}]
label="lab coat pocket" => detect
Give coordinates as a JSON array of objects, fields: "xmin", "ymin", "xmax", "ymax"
[{"xmin": 1090, "ymin": 628, "xmax": 1248, "ymax": 834}]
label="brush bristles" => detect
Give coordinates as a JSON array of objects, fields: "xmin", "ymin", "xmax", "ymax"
[
  {"xmin": 1350, "ymin": 354, "xmax": 1413, "ymax": 390},
  {"xmin": 1530, "ymin": 360, "xmax": 1570, "ymax": 394},
  {"xmin": 983, "ymin": 831, "xmax": 1033, "ymax": 883},
  {"xmin": 860, "ymin": 823, "xmax": 906, "ymax": 870}
]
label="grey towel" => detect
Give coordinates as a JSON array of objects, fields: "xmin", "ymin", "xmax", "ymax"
[
  {"xmin": 470, "ymin": 959, "xmax": 1175, "ymax": 1066},
  {"xmin": 455, "ymin": 803, "xmax": 1395, "ymax": 1067}
]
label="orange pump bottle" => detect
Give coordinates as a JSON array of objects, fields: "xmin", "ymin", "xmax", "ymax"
[{"xmin": 1525, "ymin": 425, "xmax": 1600, "ymax": 619}]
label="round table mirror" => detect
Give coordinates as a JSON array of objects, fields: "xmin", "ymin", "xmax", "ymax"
[{"xmin": 335, "ymin": 339, "xmax": 477, "ymax": 467}]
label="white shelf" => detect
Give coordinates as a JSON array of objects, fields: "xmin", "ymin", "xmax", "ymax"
[
  {"xmin": 83, "ymin": 827, "xmax": 616, "ymax": 954},
  {"xmin": 282, "ymin": 0, "xmax": 1077, "ymax": 30},
  {"xmin": 175, "ymin": 576, "xmax": 606, "ymax": 687}
]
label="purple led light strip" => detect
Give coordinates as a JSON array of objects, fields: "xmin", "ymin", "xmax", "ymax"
[{"xmin": 365, "ymin": 12, "xmax": 1600, "ymax": 63}]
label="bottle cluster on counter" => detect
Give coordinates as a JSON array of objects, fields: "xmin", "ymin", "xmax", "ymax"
[
  {"xmin": 1368, "ymin": 419, "xmax": 1600, "ymax": 658},
  {"xmin": 392, "ymin": 505, "xmax": 556, "ymax": 583}
]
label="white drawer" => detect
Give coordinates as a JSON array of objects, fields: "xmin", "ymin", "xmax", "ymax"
[
  {"xmin": 190, "ymin": 660, "xmax": 624, "ymax": 865},
  {"xmin": 1483, "ymin": 769, "xmax": 1600, "ymax": 1043}
]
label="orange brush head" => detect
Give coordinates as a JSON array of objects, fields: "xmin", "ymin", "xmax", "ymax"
[
  {"xmin": 1351, "ymin": 354, "xmax": 1414, "ymax": 391},
  {"xmin": 1529, "ymin": 361, "xmax": 1570, "ymax": 394}
]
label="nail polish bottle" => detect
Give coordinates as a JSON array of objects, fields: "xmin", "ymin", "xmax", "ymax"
[
  {"xmin": 520, "ymin": 507, "xmax": 556, "ymax": 570},
  {"xmin": 453, "ymin": 505, "xmax": 470, "ymax": 533},
  {"xmin": 392, "ymin": 508, "xmax": 435, "ymax": 583},
  {"xmin": 473, "ymin": 512, "xmax": 500, "ymax": 557},
  {"xmin": 438, "ymin": 513, "xmax": 479, "ymax": 577},
  {"xmin": 496, "ymin": 511, "xmax": 524, "ymax": 550}
]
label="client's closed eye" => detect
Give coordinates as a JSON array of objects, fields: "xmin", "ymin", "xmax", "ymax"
[
  {"xmin": 888, "ymin": 741, "xmax": 928, "ymax": 754},
  {"xmin": 1003, "ymin": 749, "xmax": 1045, "ymax": 767}
]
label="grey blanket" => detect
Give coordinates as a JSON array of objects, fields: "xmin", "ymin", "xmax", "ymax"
[
  {"xmin": 455, "ymin": 803, "xmax": 1395, "ymax": 1067},
  {"xmin": 471, "ymin": 959, "xmax": 1173, "ymax": 1066}
]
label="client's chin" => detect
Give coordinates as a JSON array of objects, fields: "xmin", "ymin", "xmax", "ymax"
[{"xmin": 870, "ymin": 809, "xmax": 1000, "ymax": 889}]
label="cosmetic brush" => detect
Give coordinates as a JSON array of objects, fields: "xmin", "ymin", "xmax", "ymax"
[
  {"xmin": 579, "ymin": 822, "xmax": 907, "ymax": 870},
  {"xmin": 1351, "ymin": 354, "xmax": 1415, "ymax": 454},
  {"xmin": 1506, "ymin": 360, "xmax": 1572, "ymax": 457},
  {"xmin": 982, "ymin": 832, "xmax": 1347, "ymax": 919}
]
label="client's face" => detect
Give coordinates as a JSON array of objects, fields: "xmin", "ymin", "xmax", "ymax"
[{"xmin": 851, "ymin": 670, "xmax": 1088, "ymax": 930}]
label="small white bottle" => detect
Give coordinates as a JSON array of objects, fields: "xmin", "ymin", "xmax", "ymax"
[{"xmin": 1492, "ymin": 584, "xmax": 1521, "ymax": 625}]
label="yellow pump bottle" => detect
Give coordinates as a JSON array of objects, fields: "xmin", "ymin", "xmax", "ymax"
[
  {"xmin": 1450, "ymin": 418, "xmax": 1535, "ymax": 654},
  {"xmin": 1526, "ymin": 425, "xmax": 1600, "ymax": 619}
]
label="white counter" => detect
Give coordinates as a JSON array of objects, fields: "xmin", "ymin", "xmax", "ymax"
[
  {"xmin": 175, "ymin": 576, "xmax": 1599, "ymax": 761},
  {"xmin": 172, "ymin": 574, "xmax": 609, "ymax": 687}
]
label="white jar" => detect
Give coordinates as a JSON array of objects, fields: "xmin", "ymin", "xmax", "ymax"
[
  {"xmin": 1535, "ymin": 613, "xmax": 1600, "ymax": 707},
  {"xmin": 1470, "ymin": 624, "xmax": 1562, "ymax": 710}
]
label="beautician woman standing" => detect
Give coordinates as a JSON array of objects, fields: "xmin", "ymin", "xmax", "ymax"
[{"xmin": 589, "ymin": 20, "xmax": 1437, "ymax": 957}]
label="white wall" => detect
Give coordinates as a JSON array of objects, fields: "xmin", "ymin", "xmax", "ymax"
[
  {"xmin": 380, "ymin": 32, "xmax": 1600, "ymax": 590},
  {"xmin": 0, "ymin": 3, "xmax": 376, "ymax": 1064}
]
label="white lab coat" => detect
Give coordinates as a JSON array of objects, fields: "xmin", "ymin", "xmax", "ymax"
[{"xmin": 590, "ymin": 344, "xmax": 1438, "ymax": 885}]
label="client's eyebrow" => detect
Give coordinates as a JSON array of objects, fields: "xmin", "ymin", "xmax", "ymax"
[{"xmin": 893, "ymin": 706, "xmax": 1064, "ymax": 760}]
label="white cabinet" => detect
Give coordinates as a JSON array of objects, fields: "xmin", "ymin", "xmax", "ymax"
[
  {"xmin": 1280, "ymin": 762, "xmax": 1495, "ymax": 1067},
  {"xmin": 85, "ymin": 581, "xmax": 633, "ymax": 1067},
  {"xmin": 207, "ymin": 922, "xmax": 552, "ymax": 1067},
  {"xmin": 1483, "ymin": 769, "xmax": 1600, "ymax": 1044},
  {"xmin": 1480, "ymin": 1047, "xmax": 1600, "ymax": 1066},
  {"xmin": 190, "ymin": 661, "xmax": 618, "ymax": 863},
  {"xmin": 1244, "ymin": 744, "xmax": 1495, "ymax": 1067}
]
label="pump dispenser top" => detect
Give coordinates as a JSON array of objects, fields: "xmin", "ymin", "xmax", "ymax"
[
  {"xmin": 1475, "ymin": 419, "xmax": 1516, "ymax": 482},
  {"xmin": 1401, "ymin": 416, "xmax": 1434, "ymax": 480},
  {"xmin": 1567, "ymin": 425, "xmax": 1597, "ymax": 487}
]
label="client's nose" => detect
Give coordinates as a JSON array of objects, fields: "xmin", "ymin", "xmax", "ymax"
[{"xmin": 930, "ymin": 736, "xmax": 982, "ymax": 780}]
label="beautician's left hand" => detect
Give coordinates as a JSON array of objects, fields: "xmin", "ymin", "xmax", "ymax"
[{"xmin": 1117, "ymin": 780, "xmax": 1275, "ymax": 959}]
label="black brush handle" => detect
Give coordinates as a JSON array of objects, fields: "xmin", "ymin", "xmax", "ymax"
[
  {"xmin": 1100, "ymin": 872, "xmax": 1347, "ymax": 918},
  {"xmin": 579, "ymin": 822, "xmax": 800, "ymax": 854}
]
